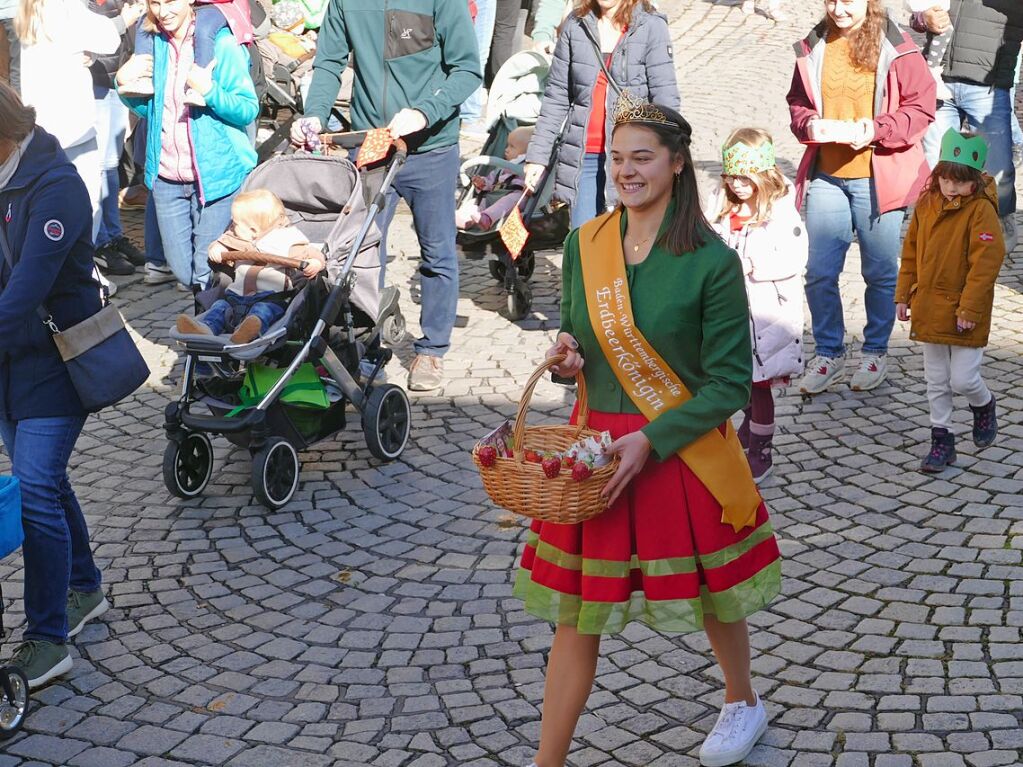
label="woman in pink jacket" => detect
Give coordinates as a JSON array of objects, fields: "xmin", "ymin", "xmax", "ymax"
[{"xmin": 786, "ymin": 0, "xmax": 934, "ymax": 396}]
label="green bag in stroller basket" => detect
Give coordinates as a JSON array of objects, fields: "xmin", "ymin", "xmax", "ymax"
[{"xmin": 230, "ymin": 363, "xmax": 330, "ymax": 416}]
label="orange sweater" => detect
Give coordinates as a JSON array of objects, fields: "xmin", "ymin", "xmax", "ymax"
[{"xmin": 818, "ymin": 35, "xmax": 876, "ymax": 179}]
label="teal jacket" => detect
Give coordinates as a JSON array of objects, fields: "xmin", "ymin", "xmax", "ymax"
[
  {"xmin": 304, "ymin": 0, "xmax": 482, "ymax": 154},
  {"xmin": 119, "ymin": 28, "xmax": 258, "ymax": 202}
]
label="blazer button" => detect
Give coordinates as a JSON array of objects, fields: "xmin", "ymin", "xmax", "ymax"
[{"xmin": 607, "ymin": 382, "xmax": 616, "ymax": 392}]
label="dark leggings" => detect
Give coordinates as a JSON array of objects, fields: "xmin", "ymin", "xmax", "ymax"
[
  {"xmin": 749, "ymin": 386, "xmax": 774, "ymax": 426},
  {"xmin": 487, "ymin": 0, "xmax": 521, "ymax": 86}
]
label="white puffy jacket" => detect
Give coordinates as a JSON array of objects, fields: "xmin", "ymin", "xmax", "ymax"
[{"xmin": 711, "ymin": 182, "xmax": 809, "ymax": 383}]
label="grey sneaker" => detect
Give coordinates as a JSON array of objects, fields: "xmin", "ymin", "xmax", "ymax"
[
  {"xmin": 407, "ymin": 354, "xmax": 444, "ymax": 392},
  {"xmin": 67, "ymin": 589, "xmax": 110, "ymax": 639},
  {"xmin": 143, "ymin": 263, "xmax": 176, "ymax": 285},
  {"xmin": 9, "ymin": 640, "xmax": 72, "ymax": 689},
  {"xmin": 1000, "ymin": 214, "xmax": 1018, "ymax": 253},
  {"xmin": 799, "ymin": 354, "xmax": 846, "ymax": 394},
  {"xmin": 850, "ymin": 353, "xmax": 888, "ymax": 391}
]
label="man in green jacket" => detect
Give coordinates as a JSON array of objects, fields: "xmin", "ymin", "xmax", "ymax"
[{"xmin": 291, "ymin": 0, "xmax": 481, "ymax": 392}]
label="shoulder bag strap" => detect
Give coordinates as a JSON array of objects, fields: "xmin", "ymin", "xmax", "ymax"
[
  {"xmin": 0, "ymin": 221, "xmax": 58, "ymax": 332},
  {"xmin": 581, "ymin": 24, "xmax": 623, "ymax": 97}
]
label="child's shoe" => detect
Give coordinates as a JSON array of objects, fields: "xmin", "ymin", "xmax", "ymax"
[
  {"xmin": 183, "ymin": 89, "xmax": 206, "ymax": 107},
  {"xmin": 176, "ymin": 314, "xmax": 213, "ymax": 335},
  {"xmin": 737, "ymin": 408, "xmax": 752, "ymax": 452},
  {"xmin": 970, "ymin": 396, "xmax": 997, "ymax": 448},
  {"xmin": 747, "ymin": 429, "xmax": 773, "ymax": 483},
  {"xmin": 920, "ymin": 427, "xmax": 956, "ymax": 473},
  {"xmin": 229, "ymin": 315, "xmax": 263, "ymax": 344},
  {"xmin": 800, "ymin": 354, "xmax": 845, "ymax": 394}
]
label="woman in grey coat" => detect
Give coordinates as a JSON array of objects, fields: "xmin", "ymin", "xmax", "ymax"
[{"xmin": 523, "ymin": 0, "xmax": 680, "ymax": 228}]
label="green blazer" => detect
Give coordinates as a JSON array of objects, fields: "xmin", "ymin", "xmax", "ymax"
[{"xmin": 560, "ymin": 211, "xmax": 753, "ymax": 462}]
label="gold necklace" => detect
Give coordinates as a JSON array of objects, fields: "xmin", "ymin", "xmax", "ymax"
[{"xmin": 626, "ymin": 232, "xmax": 656, "ymax": 253}]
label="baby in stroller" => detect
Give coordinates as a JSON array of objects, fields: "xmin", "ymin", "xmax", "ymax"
[
  {"xmin": 176, "ymin": 189, "xmax": 325, "ymax": 344},
  {"xmin": 457, "ymin": 126, "xmax": 533, "ymax": 231}
]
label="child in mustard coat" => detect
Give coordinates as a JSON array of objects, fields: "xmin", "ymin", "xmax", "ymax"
[{"xmin": 895, "ymin": 130, "xmax": 1006, "ymax": 473}]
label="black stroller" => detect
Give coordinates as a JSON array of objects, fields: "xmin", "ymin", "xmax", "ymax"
[
  {"xmin": 163, "ymin": 135, "xmax": 411, "ymax": 510},
  {"xmin": 0, "ymin": 594, "xmax": 28, "ymax": 740},
  {"xmin": 456, "ymin": 51, "xmax": 570, "ymax": 320}
]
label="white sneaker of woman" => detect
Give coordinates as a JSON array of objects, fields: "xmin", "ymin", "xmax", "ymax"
[{"xmin": 699, "ymin": 691, "xmax": 769, "ymax": 766}]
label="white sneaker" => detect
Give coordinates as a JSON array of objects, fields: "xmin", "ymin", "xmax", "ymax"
[
  {"xmin": 799, "ymin": 354, "xmax": 845, "ymax": 394},
  {"xmin": 699, "ymin": 692, "xmax": 769, "ymax": 767},
  {"xmin": 143, "ymin": 263, "xmax": 176, "ymax": 285},
  {"xmin": 849, "ymin": 353, "xmax": 888, "ymax": 392},
  {"xmin": 1000, "ymin": 214, "xmax": 1018, "ymax": 253}
]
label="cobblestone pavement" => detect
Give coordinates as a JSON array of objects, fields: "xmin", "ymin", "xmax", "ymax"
[{"xmin": 2, "ymin": 2, "xmax": 1023, "ymax": 765}]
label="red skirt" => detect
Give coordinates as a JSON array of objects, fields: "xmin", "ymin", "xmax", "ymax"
[{"xmin": 514, "ymin": 410, "xmax": 782, "ymax": 635}]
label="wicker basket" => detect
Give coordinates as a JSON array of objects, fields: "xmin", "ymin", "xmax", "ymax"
[{"xmin": 472, "ymin": 355, "xmax": 619, "ymax": 524}]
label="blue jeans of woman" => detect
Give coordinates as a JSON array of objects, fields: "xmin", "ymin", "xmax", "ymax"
[
  {"xmin": 804, "ymin": 174, "xmax": 905, "ymax": 359},
  {"xmin": 94, "ymin": 86, "xmax": 129, "ymax": 249},
  {"xmin": 461, "ymin": 0, "xmax": 496, "ymax": 123},
  {"xmin": 0, "ymin": 416, "xmax": 99, "ymax": 644},
  {"xmin": 571, "ymin": 152, "xmax": 607, "ymax": 229},
  {"xmin": 151, "ymin": 177, "xmax": 236, "ymax": 289}
]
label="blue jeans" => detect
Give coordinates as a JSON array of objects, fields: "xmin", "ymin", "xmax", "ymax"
[
  {"xmin": 804, "ymin": 174, "xmax": 905, "ymax": 358},
  {"xmin": 151, "ymin": 177, "xmax": 236, "ymax": 289},
  {"xmin": 378, "ymin": 144, "xmax": 460, "ymax": 356},
  {"xmin": 461, "ymin": 0, "xmax": 496, "ymax": 123},
  {"xmin": 203, "ymin": 291, "xmax": 285, "ymax": 335},
  {"xmin": 923, "ymin": 81, "xmax": 1016, "ymax": 217},
  {"xmin": 571, "ymin": 152, "xmax": 607, "ymax": 229},
  {"xmin": 94, "ymin": 86, "xmax": 128, "ymax": 248},
  {"xmin": 0, "ymin": 416, "xmax": 98, "ymax": 644}
]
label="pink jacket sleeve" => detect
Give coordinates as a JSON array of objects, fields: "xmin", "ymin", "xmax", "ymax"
[
  {"xmin": 786, "ymin": 63, "xmax": 818, "ymax": 143},
  {"xmin": 872, "ymin": 52, "xmax": 936, "ymax": 150}
]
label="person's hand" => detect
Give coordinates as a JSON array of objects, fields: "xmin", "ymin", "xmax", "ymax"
[
  {"xmin": 290, "ymin": 116, "xmax": 322, "ymax": 147},
  {"xmin": 471, "ymin": 175, "xmax": 487, "ymax": 191},
  {"xmin": 387, "ymin": 108, "xmax": 427, "ymax": 138},
  {"xmin": 848, "ymin": 118, "xmax": 875, "ymax": 151},
  {"xmin": 120, "ymin": 1, "xmax": 145, "ymax": 27},
  {"xmin": 896, "ymin": 302, "xmax": 910, "ymax": 322},
  {"xmin": 600, "ymin": 431, "xmax": 652, "ymax": 506},
  {"xmin": 302, "ymin": 258, "xmax": 324, "ymax": 278},
  {"xmin": 546, "ymin": 332, "xmax": 583, "ymax": 378},
  {"xmin": 187, "ymin": 59, "xmax": 216, "ymax": 97},
  {"xmin": 208, "ymin": 241, "xmax": 227, "ymax": 264},
  {"xmin": 957, "ymin": 317, "xmax": 976, "ymax": 332},
  {"xmin": 531, "ymin": 38, "xmax": 555, "ymax": 55},
  {"xmin": 115, "ymin": 53, "xmax": 153, "ymax": 88},
  {"xmin": 922, "ymin": 6, "xmax": 952, "ymax": 34},
  {"xmin": 523, "ymin": 162, "xmax": 545, "ymax": 192}
]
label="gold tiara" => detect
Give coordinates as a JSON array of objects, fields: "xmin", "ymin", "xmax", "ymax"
[{"xmin": 612, "ymin": 92, "xmax": 676, "ymax": 128}]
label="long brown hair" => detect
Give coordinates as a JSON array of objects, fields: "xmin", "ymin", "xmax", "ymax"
[
  {"xmin": 716, "ymin": 128, "xmax": 787, "ymax": 226},
  {"xmin": 573, "ymin": 0, "xmax": 653, "ymax": 30},
  {"xmin": 825, "ymin": 0, "xmax": 886, "ymax": 72}
]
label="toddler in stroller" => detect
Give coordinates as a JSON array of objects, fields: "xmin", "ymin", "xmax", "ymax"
[
  {"xmin": 176, "ymin": 189, "xmax": 326, "ymax": 344},
  {"xmin": 457, "ymin": 126, "xmax": 533, "ymax": 232}
]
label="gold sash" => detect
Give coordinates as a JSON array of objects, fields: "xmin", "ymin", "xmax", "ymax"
[{"xmin": 578, "ymin": 211, "xmax": 761, "ymax": 531}]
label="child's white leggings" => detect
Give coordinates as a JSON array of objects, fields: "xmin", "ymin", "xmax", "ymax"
[{"xmin": 922, "ymin": 343, "xmax": 991, "ymax": 428}]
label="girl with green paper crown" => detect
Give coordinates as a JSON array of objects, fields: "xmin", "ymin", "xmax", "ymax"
[{"xmin": 895, "ymin": 129, "xmax": 1006, "ymax": 473}]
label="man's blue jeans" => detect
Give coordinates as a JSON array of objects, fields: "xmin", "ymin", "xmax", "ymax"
[
  {"xmin": 151, "ymin": 177, "xmax": 236, "ymax": 289},
  {"xmin": 94, "ymin": 86, "xmax": 128, "ymax": 249},
  {"xmin": 203, "ymin": 291, "xmax": 285, "ymax": 335},
  {"xmin": 923, "ymin": 81, "xmax": 1016, "ymax": 217},
  {"xmin": 0, "ymin": 416, "xmax": 99, "ymax": 644},
  {"xmin": 571, "ymin": 152, "xmax": 607, "ymax": 229},
  {"xmin": 378, "ymin": 144, "xmax": 460, "ymax": 357},
  {"xmin": 804, "ymin": 174, "xmax": 905, "ymax": 359},
  {"xmin": 461, "ymin": 0, "xmax": 496, "ymax": 123}
]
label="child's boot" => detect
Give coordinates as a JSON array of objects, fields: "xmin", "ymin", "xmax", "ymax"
[
  {"xmin": 970, "ymin": 396, "xmax": 997, "ymax": 448},
  {"xmin": 230, "ymin": 315, "xmax": 263, "ymax": 344},
  {"xmin": 737, "ymin": 407, "xmax": 752, "ymax": 452},
  {"xmin": 920, "ymin": 427, "xmax": 956, "ymax": 473},
  {"xmin": 176, "ymin": 314, "xmax": 213, "ymax": 335},
  {"xmin": 746, "ymin": 424, "xmax": 774, "ymax": 483}
]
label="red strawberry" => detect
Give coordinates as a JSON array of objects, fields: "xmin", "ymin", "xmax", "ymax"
[
  {"xmin": 478, "ymin": 445, "xmax": 497, "ymax": 467},
  {"xmin": 541, "ymin": 456, "xmax": 561, "ymax": 478},
  {"xmin": 561, "ymin": 455, "xmax": 576, "ymax": 469},
  {"xmin": 524, "ymin": 449, "xmax": 543, "ymax": 464},
  {"xmin": 571, "ymin": 462, "xmax": 593, "ymax": 482}
]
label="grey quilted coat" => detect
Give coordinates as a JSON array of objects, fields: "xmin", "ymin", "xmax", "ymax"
[{"xmin": 525, "ymin": 5, "xmax": 680, "ymax": 210}]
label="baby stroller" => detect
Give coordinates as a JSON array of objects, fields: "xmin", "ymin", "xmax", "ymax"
[
  {"xmin": 0, "ymin": 477, "xmax": 28, "ymax": 739},
  {"xmin": 457, "ymin": 50, "xmax": 570, "ymax": 320},
  {"xmin": 163, "ymin": 135, "xmax": 411, "ymax": 510}
]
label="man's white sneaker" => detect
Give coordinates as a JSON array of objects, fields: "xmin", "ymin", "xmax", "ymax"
[
  {"xmin": 144, "ymin": 263, "xmax": 176, "ymax": 285},
  {"xmin": 1000, "ymin": 214, "xmax": 1018, "ymax": 253},
  {"xmin": 699, "ymin": 692, "xmax": 769, "ymax": 767},
  {"xmin": 799, "ymin": 354, "xmax": 845, "ymax": 394},
  {"xmin": 849, "ymin": 353, "xmax": 888, "ymax": 392}
]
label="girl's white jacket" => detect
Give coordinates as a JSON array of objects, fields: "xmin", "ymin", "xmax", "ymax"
[
  {"xmin": 711, "ymin": 181, "xmax": 809, "ymax": 383},
  {"xmin": 19, "ymin": 0, "xmax": 122, "ymax": 149}
]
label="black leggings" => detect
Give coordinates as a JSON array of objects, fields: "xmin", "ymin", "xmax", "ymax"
[{"xmin": 488, "ymin": 0, "xmax": 522, "ymax": 86}]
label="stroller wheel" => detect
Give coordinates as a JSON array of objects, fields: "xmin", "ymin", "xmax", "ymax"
[
  {"xmin": 488, "ymin": 260, "xmax": 507, "ymax": 283},
  {"xmin": 163, "ymin": 432, "xmax": 214, "ymax": 499},
  {"xmin": 0, "ymin": 666, "xmax": 28, "ymax": 740},
  {"xmin": 362, "ymin": 384, "xmax": 411, "ymax": 462},
  {"xmin": 516, "ymin": 251, "xmax": 536, "ymax": 281},
  {"xmin": 251, "ymin": 439, "xmax": 300, "ymax": 510},
  {"xmin": 381, "ymin": 312, "xmax": 407, "ymax": 346},
  {"xmin": 507, "ymin": 282, "xmax": 532, "ymax": 322}
]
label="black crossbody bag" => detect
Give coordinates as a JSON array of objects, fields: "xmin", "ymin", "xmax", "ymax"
[{"xmin": 0, "ymin": 225, "xmax": 150, "ymax": 413}]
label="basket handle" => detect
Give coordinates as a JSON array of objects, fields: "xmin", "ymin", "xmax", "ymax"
[{"xmin": 511, "ymin": 354, "xmax": 589, "ymax": 459}]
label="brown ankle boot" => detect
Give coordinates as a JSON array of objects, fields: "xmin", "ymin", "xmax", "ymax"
[
  {"xmin": 229, "ymin": 315, "xmax": 263, "ymax": 344},
  {"xmin": 176, "ymin": 314, "xmax": 213, "ymax": 335}
]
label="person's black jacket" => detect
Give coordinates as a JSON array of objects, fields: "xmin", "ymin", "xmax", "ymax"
[
  {"xmin": 925, "ymin": 1, "xmax": 1023, "ymax": 89},
  {"xmin": 0, "ymin": 129, "xmax": 102, "ymax": 420}
]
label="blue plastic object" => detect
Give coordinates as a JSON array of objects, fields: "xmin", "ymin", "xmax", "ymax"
[{"xmin": 0, "ymin": 477, "xmax": 22, "ymax": 559}]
